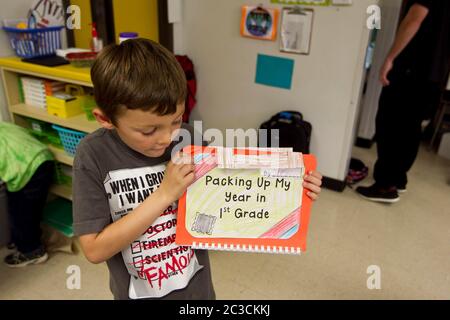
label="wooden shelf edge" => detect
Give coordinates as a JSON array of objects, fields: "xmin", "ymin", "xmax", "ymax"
[
  {"xmin": 48, "ymin": 145, "xmax": 74, "ymax": 166},
  {"xmin": 50, "ymin": 184, "xmax": 73, "ymax": 201},
  {"xmin": 10, "ymin": 103, "xmax": 99, "ymax": 133},
  {"xmin": 0, "ymin": 59, "xmax": 93, "ymax": 87}
]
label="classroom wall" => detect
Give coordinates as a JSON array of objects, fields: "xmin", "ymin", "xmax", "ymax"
[
  {"xmin": 112, "ymin": 0, "xmax": 159, "ymax": 43},
  {"xmin": 173, "ymin": 0, "xmax": 377, "ymax": 182},
  {"xmin": 357, "ymin": 0, "xmax": 402, "ymax": 141}
]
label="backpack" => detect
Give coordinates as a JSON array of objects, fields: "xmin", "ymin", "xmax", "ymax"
[
  {"xmin": 259, "ymin": 111, "xmax": 312, "ymax": 153},
  {"xmin": 346, "ymin": 158, "xmax": 369, "ymax": 186},
  {"xmin": 175, "ymin": 55, "xmax": 197, "ymax": 123}
]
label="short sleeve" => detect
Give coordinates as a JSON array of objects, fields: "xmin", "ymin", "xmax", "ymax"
[{"xmin": 72, "ymin": 142, "xmax": 111, "ymax": 236}]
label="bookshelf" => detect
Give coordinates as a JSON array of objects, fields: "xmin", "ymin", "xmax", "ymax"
[{"xmin": 0, "ymin": 57, "xmax": 100, "ymax": 201}]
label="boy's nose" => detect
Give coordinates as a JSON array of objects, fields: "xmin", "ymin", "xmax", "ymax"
[{"xmin": 157, "ymin": 129, "xmax": 172, "ymax": 146}]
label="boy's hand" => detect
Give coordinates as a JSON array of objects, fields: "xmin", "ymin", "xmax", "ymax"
[
  {"xmin": 303, "ymin": 170, "xmax": 322, "ymax": 201},
  {"xmin": 158, "ymin": 153, "xmax": 195, "ymax": 204}
]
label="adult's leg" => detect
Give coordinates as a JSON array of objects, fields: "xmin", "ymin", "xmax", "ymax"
[
  {"xmin": 374, "ymin": 78, "xmax": 438, "ymax": 188},
  {"xmin": 396, "ymin": 81, "xmax": 441, "ymax": 184},
  {"xmin": 7, "ymin": 161, "xmax": 54, "ymax": 254},
  {"xmin": 373, "ymin": 80, "xmax": 411, "ymax": 188}
]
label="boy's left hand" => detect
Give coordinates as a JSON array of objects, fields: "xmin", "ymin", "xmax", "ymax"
[{"xmin": 303, "ymin": 170, "xmax": 322, "ymax": 201}]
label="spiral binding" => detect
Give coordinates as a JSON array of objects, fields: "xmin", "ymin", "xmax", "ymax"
[{"xmin": 192, "ymin": 242, "xmax": 301, "ymax": 255}]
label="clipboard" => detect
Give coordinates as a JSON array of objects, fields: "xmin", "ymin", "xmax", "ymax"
[
  {"xmin": 280, "ymin": 7, "xmax": 314, "ymax": 55},
  {"xmin": 176, "ymin": 146, "xmax": 317, "ymax": 255}
]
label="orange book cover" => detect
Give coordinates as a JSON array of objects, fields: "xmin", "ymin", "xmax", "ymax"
[{"xmin": 176, "ymin": 146, "xmax": 317, "ymax": 254}]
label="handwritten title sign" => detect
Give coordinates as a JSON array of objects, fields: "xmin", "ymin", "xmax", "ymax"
[{"xmin": 176, "ymin": 146, "xmax": 317, "ymax": 254}]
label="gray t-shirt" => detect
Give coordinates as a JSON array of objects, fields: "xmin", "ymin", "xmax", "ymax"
[{"xmin": 73, "ymin": 124, "xmax": 215, "ymax": 300}]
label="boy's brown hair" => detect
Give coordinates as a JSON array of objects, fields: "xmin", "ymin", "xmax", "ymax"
[{"xmin": 91, "ymin": 38, "xmax": 187, "ymax": 124}]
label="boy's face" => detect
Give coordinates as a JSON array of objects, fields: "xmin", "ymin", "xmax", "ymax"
[{"xmin": 112, "ymin": 104, "xmax": 185, "ymax": 158}]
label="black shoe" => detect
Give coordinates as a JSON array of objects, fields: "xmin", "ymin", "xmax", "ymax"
[
  {"xmin": 4, "ymin": 247, "xmax": 48, "ymax": 268},
  {"xmin": 396, "ymin": 184, "xmax": 407, "ymax": 193},
  {"xmin": 356, "ymin": 184, "xmax": 400, "ymax": 203},
  {"xmin": 6, "ymin": 242, "xmax": 16, "ymax": 250}
]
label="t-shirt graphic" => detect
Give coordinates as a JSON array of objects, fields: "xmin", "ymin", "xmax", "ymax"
[{"xmin": 103, "ymin": 164, "xmax": 203, "ymax": 299}]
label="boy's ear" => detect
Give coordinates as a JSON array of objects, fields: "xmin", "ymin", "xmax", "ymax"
[{"xmin": 92, "ymin": 108, "xmax": 115, "ymax": 130}]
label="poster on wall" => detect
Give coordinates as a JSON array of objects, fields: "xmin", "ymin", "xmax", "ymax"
[
  {"xmin": 280, "ymin": 7, "xmax": 314, "ymax": 55},
  {"xmin": 271, "ymin": 0, "xmax": 330, "ymax": 6},
  {"xmin": 28, "ymin": 0, "xmax": 64, "ymax": 28},
  {"xmin": 255, "ymin": 54, "xmax": 295, "ymax": 90},
  {"xmin": 240, "ymin": 5, "xmax": 279, "ymax": 41}
]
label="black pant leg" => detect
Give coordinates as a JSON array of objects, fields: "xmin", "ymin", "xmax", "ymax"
[
  {"xmin": 374, "ymin": 77, "xmax": 438, "ymax": 188},
  {"xmin": 7, "ymin": 161, "xmax": 54, "ymax": 254},
  {"xmin": 374, "ymin": 82, "xmax": 407, "ymax": 187},
  {"xmin": 397, "ymin": 81, "xmax": 441, "ymax": 177}
]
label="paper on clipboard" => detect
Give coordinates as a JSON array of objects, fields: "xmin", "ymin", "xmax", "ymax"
[{"xmin": 280, "ymin": 8, "xmax": 314, "ymax": 55}]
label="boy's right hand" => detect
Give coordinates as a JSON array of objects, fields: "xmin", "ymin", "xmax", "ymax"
[{"xmin": 158, "ymin": 153, "xmax": 195, "ymax": 204}]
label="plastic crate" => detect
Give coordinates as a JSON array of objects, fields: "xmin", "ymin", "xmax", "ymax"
[
  {"xmin": 47, "ymin": 134, "xmax": 63, "ymax": 148},
  {"xmin": 25, "ymin": 117, "xmax": 62, "ymax": 148},
  {"xmin": 27, "ymin": 117, "xmax": 53, "ymax": 134},
  {"xmin": 82, "ymin": 95, "xmax": 97, "ymax": 121},
  {"xmin": 2, "ymin": 19, "xmax": 64, "ymax": 58},
  {"xmin": 42, "ymin": 198, "xmax": 73, "ymax": 238},
  {"xmin": 52, "ymin": 125, "xmax": 86, "ymax": 156},
  {"xmin": 54, "ymin": 162, "xmax": 72, "ymax": 186}
]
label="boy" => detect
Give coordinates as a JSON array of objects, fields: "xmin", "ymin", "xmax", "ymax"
[
  {"xmin": 0, "ymin": 121, "xmax": 53, "ymax": 267},
  {"xmin": 73, "ymin": 39, "xmax": 322, "ymax": 300}
]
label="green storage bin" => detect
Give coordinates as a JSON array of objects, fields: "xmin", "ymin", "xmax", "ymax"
[
  {"xmin": 42, "ymin": 198, "xmax": 73, "ymax": 237},
  {"xmin": 54, "ymin": 162, "xmax": 72, "ymax": 186},
  {"xmin": 82, "ymin": 94, "xmax": 96, "ymax": 121},
  {"xmin": 25, "ymin": 117, "xmax": 63, "ymax": 148}
]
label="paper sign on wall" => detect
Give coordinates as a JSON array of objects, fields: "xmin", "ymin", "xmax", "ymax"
[
  {"xmin": 280, "ymin": 7, "xmax": 314, "ymax": 55},
  {"xmin": 241, "ymin": 5, "xmax": 279, "ymax": 41},
  {"xmin": 255, "ymin": 54, "xmax": 295, "ymax": 90}
]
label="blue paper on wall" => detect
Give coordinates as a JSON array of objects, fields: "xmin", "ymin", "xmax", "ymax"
[{"xmin": 255, "ymin": 54, "xmax": 294, "ymax": 90}]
